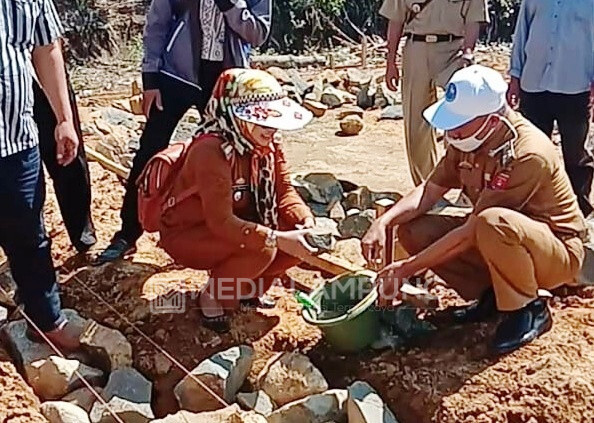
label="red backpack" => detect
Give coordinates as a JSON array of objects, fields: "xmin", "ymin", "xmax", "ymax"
[{"xmin": 136, "ymin": 135, "xmax": 205, "ymax": 232}]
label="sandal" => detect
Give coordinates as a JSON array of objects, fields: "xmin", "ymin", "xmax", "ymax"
[
  {"xmin": 199, "ymin": 309, "xmax": 230, "ymax": 334},
  {"xmin": 240, "ymin": 296, "xmax": 276, "ymax": 310},
  {"xmin": 198, "ymin": 291, "xmax": 230, "ymax": 334}
]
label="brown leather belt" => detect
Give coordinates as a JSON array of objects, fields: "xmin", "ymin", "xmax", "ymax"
[{"xmin": 405, "ymin": 33, "xmax": 463, "ymax": 43}]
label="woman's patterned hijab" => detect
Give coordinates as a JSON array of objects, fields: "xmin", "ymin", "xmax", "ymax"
[{"xmin": 196, "ymin": 69, "xmax": 308, "ymax": 229}]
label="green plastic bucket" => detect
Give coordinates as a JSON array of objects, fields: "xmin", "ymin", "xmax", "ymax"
[{"xmin": 302, "ymin": 270, "xmax": 380, "ymax": 353}]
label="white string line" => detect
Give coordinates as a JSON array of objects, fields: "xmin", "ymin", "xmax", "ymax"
[
  {"xmin": 68, "ymin": 271, "xmax": 229, "ymax": 408},
  {"xmin": 0, "ymin": 286, "xmax": 125, "ymax": 423}
]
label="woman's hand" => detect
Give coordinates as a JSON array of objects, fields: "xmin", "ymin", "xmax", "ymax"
[
  {"xmin": 277, "ymin": 229, "xmax": 318, "ymax": 258},
  {"xmin": 375, "ymin": 259, "xmax": 414, "ymax": 307}
]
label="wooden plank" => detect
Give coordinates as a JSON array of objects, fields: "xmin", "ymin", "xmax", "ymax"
[
  {"xmin": 85, "ymin": 146, "xmax": 129, "ymax": 180},
  {"xmin": 300, "ymin": 252, "xmax": 365, "ymax": 276}
]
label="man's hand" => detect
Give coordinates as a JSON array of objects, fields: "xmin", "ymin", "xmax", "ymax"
[
  {"xmin": 375, "ymin": 259, "xmax": 414, "ymax": 307},
  {"xmin": 507, "ymin": 77, "xmax": 521, "ymax": 109},
  {"xmin": 142, "ymin": 89, "xmax": 163, "ymax": 118},
  {"xmin": 362, "ymin": 221, "xmax": 387, "ymax": 266},
  {"xmin": 55, "ymin": 121, "xmax": 79, "ymax": 166},
  {"xmin": 385, "ymin": 62, "xmax": 400, "ymax": 92}
]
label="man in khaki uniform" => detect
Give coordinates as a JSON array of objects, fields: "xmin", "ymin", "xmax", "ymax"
[
  {"xmin": 380, "ymin": 0, "xmax": 489, "ymax": 185},
  {"xmin": 362, "ymin": 65, "xmax": 586, "ymax": 355}
]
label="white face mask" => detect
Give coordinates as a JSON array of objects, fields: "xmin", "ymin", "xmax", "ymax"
[{"xmin": 445, "ymin": 114, "xmax": 499, "ymax": 152}]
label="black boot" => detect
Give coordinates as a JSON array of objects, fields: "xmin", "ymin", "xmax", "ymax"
[
  {"xmin": 491, "ymin": 298, "xmax": 552, "ymax": 355},
  {"xmin": 450, "ymin": 288, "xmax": 498, "ymax": 324},
  {"xmin": 427, "ymin": 288, "xmax": 498, "ymax": 328}
]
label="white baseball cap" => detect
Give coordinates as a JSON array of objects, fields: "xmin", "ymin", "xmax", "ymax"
[{"xmin": 423, "ymin": 65, "xmax": 508, "ymax": 130}]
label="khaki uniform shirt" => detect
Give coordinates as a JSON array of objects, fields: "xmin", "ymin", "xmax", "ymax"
[
  {"xmin": 428, "ymin": 111, "xmax": 587, "ymax": 239},
  {"xmin": 380, "ymin": 0, "xmax": 489, "ymax": 37}
]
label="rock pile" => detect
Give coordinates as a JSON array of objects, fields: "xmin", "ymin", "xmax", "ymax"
[
  {"xmin": 159, "ymin": 348, "xmax": 398, "ymax": 422},
  {"xmin": 292, "ymin": 173, "xmax": 402, "ymax": 241},
  {"xmin": 0, "ymin": 309, "xmax": 153, "ymax": 423}
]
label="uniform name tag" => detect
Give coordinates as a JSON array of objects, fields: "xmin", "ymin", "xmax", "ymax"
[{"xmin": 490, "ymin": 172, "xmax": 510, "ymax": 190}]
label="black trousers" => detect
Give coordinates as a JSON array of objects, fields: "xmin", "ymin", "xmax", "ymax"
[
  {"xmin": 520, "ymin": 90, "xmax": 593, "ymax": 217},
  {"xmin": 33, "ymin": 80, "xmax": 96, "ymax": 251},
  {"xmin": 117, "ymin": 62, "xmax": 223, "ymax": 244}
]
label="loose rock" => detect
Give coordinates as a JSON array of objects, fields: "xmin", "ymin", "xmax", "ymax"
[
  {"xmin": 329, "ymin": 202, "xmax": 346, "ymax": 221},
  {"xmin": 41, "ymin": 401, "xmax": 91, "ymax": 423},
  {"xmin": 237, "ymin": 390, "xmax": 276, "ymax": 416},
  {"xmin": 174, "ymin": 345, "xmax": 254, "ymax": 412},
  {"xmin": 267, "ymin": 389, "xmax": 348, "ymax": 423},
  {"xmin": 343, "ymin": 186, "xmax": 372, "ymax": 211},
  {"xmin": 338, "ymin": 209, "xmax": 376, "ymax": 239},
  {"xmin": 338, "ymin": 106, "xmax": 364, "ymax": 120},
  {"xmin": 266, "ymin": 66, "xmax": 292, "ymax": 85},
  {"xmin": 303, "ymin": 99, "xmax": 328, "ymax": 118},
  {"xmin": 357, "ymin": 84, "xmax": 375, "ymax": 110},
  {"xmin": 293, "ymin": 173, "xmax": 344, "ymax": 217},
  {"xmin": 346, "ymin": 381, "xmax": 398, "ymax": 423},
  {"xmin": 320, "ymin": 69, "xmax": 342, "ymax": 86},
  {"xmin": 258, "ymin": 351, "xmax": 329, "ymax": 406},
  {"xmin": 0, "ymin": 305, "xmax": 7, "ymax": 324},
  {"xmin": 0, "ymin": 310, "xmax": 92, "ymax": 399},
  {"xmin": 313, "ymin": 218, "xmax": 341, "ymax": 237},
  {"xmin": 0, "ymin": 267, "xmax": 17, "ymax": 307},
  {"xmin": 345, "ymin": 68, "xmax": 372, "ymax": 89},
  {"xmin": 150, "ymin": 405, "xmax": 267, "ymax": 423},
  {"xmin": 29, "ymin": 356, "xmax": 104, "ymax": 400},
  {"xmin": 321, "ymin": 86, "xmax": 355, "ymax": 109},
  {"xmin": 90, "ymin": 367, "xmax": 154, "ymax": 423},
  {"xmin": 63, "ymin": 387, "xmax": 104, "ymax": 413},
  {"xmin": 80, "ymin": 320, "xmax": 133, "ymax": 372},
  {"xmin": 286, "ymin": 69, "xmax": 312, "ymax": 95},
  {"xmin": 380, "ymin": 105, "xmax": 404, "ymax": 120},
  {"xmin": 153, "ymin": 353, "xmax": 172, "ymax": 375},
  {"xmin": 340, "ymin": 115, "xmax": 364, "ymax": 135}
]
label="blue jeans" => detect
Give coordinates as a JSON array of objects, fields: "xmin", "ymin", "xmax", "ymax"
[{"xmin": 0, "ymin": 147, "xmax": 64, "ymax": 331}]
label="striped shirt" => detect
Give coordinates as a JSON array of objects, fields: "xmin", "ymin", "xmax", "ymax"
[{"xmin": 0, "ymin": 0, "xmax": 63, "ymax": 158}]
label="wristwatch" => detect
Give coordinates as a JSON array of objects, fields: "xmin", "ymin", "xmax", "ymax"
[{"xmin": 265, "ymin": 229, "xmax": 278, "ymax": 249}]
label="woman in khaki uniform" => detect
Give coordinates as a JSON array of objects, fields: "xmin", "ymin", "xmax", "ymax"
[{"xmin": 159, "ymin": 69, "xmax": 316, "ymax": 332}]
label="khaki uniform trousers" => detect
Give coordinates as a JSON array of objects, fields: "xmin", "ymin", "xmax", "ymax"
[
  {"xmin": 397, "ymin": 207, "xmax": 585, "ymax": 311},
  {"xmin": 402, "ymin": 38, "xmax": 465, "ymax": 185}
]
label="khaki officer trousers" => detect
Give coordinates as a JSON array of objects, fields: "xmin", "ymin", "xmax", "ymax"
[
  {"xmin": 401, "ymin": 38, "xmax": 465, "ymax": 185},
  {"xmin": 397, "ymin": 207, "xmax": 584, "ymax": 311}
]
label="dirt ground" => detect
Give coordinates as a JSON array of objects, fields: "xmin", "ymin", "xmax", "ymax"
[
  {"xmin": 0, "ymin": 347, "xmax": 46, "ymax": 423},
  {"xmin": 2, "ymin": 48, "xmax": 594, "ymax": 422}
]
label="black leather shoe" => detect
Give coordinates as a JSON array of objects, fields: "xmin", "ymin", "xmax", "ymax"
[
  {"xmin": 491, "ymin": 298, "xmax": 552, "ymax": 355},
  {"xmin": 92, "ymin": 238, "xmax": 136, "ymax": 266},
  {"xmin": 450, "ymin": 288, "xmax": 498, "ymax": 324}
]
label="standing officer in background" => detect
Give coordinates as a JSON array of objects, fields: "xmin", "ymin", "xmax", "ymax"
[{"xmin": 380, "ymin": 0, "xmax": 489, "ymax": 186}]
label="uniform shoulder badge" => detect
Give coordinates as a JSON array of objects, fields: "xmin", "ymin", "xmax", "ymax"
[{"xmin": 489, "ymin": 171, "xmax": 510, "ymax": 191}]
